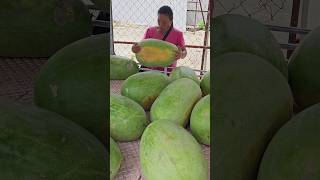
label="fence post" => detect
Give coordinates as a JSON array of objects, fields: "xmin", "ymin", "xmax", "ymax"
[
  {"xmin": 110, "ymin": 1, "xmax": 115, "ymax": 55},
  {"xmin": 300, "ymin": 0, "xmax": 310, "ymax": 40},
  {"xmin": 200, "ymin": 0, "xmax": 211, "ymax": 74},
  {"xmin": 287, "ymin": 0, "xmax": 301, "ymax": 58}
]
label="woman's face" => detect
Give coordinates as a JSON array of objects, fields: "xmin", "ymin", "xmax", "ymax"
[{"xmin": 157, "ymin": 14, "xmax": 172, "ymax": 32}]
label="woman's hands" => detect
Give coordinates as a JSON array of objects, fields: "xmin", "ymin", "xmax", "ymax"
[
  {"xmin": 175, "ymin": 47, "xmax": 187, "ymax": 60},
  {"xmin": 175, "ymin": 47, "xmax": 182, "ymax": 60},
  {"xmin": 132, "ymin": 43, "xmax": 141, "ymax": 53}
]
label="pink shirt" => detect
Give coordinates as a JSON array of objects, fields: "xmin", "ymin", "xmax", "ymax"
[{"xmin": 142, "ymin": 26, "xmax": 185, "ymax": 73}]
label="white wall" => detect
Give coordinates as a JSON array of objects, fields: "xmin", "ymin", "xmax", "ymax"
[
  {"xmin": 214, "ymin": 0, "xmax": 293, "ymax": 26},
  {"xmin": 186, "ymin": 0, "xmax": 209, "ymax": 27},
  {"xmin": 112, "ymin": 0, "xmax": 187, "ymax": 32},
  {"xmin": 213, "ymin": 1, "xmax": 293, "ymax": 44},
  {"xmin": 213, "ymin": 0, "xmax": 320, "ymax": 46}
]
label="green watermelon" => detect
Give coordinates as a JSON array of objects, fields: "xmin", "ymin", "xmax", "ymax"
[
  {"xmin": 288, "ymin": 26, "xmax": 320, "ymax": 110},
  {"xmin": 0, "ymin": 0, "xmax": 92, "ymax": 57},
  {"xmin": 110, "ymin": 137, "xmax": 123, "ymax": 180},
  {"xmin": 110, "ymin": 55, "xmax": 139, "ymax": 80},
  {"xmin": 150, "ymin": 78, "xmax": 202, "ymax": 127},
  {"xmin": 121, "ymin": 71, "xmax": 170, "ymax": 110},
  {"xmin": 169, "ymin": 66, "xmax": 200, "ymax": 85},
  {"xmin": 258, "ymin": 103, "xmax": 320, "ymax": 180},
  {"xmin": 213, "ymin": 52, "xmax": 293, "ymax": 180},
  {"xmin": 110, "ymin": 94, "xmax": 148, "ymax": 141},
  {"xmin": 140, "ymin": 121, "xmax": 208, "ymax": 180},
  {"xmin": 190, "ymin": 95, "xmax": 210, "ymax": 145},
  {"xmin": 200, "ymin": 71, "xmax": 210, "ymax": 95},
  {"xmin": 34, "ymin": 34, "xmax": 107, "ymax": 145},
  {"xmin": 0, "ymin": 99, "xmax": 107, "ymax": 179},
  {"xmin": 136, "ymin": 39, "xmax": 178, "ymax": 67},
  {"xmin": 213, "ymin": 14, "xmax": 288, "ymax": 78}
]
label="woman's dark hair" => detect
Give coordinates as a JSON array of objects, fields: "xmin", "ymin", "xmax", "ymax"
[{"xmin": 158, "ymin": 6, "xmax": 173, "ymax": 21}]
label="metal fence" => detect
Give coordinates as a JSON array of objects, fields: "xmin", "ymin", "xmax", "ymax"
[
  {"xmin": 215, "ymin": 0, "xmax": 290, "ymax": 23},
  {"xmin": 213, "ymin": 0, "xmax": 316, "ymax": 59},
  {"xmin": 111, "ymin": 0, "xmax": 211, "ymax": 72}
]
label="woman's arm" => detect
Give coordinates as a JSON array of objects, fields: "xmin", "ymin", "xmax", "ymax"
[{"xmin": 175, "ymin": 47, "xmax": 187, "ymax": 60}]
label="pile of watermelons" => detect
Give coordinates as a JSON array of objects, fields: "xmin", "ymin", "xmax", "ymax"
[
  {"xmin": 213, "ymin": 14, "xmax": 320, "ymax": 180},
  {"xmin": 0, "ymin": 0, "xmax": 108, "ymax": 57},
  {"xmin": 110, "ymin": 39, "xmax": 211, "ymax": 179},
  {"xmin": 0, "ymin": 33, "xmax": 108, "ymax": 179},
  {"xmin": 0, "ymin": 0, "xmax": 109, "ymax": 179}
]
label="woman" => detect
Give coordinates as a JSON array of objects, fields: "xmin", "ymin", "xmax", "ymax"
[{"xmin": 132, "ymin": 6, "xmax": 187, "ymax": 73}]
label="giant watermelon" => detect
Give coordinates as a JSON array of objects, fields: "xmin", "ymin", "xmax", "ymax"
[
  {"xmin": 0, "ymin": 0, "xmax": 92, "ymax": 57},
  {"xmin": 140, "ymin": 121, "xmax": 208, "ymax": 180},
  {"xmin": 121, "ymin": 71, "xmax": 170, "ymax": 110},
  {"xmin": 110, "ymin": 94, "xmax": 148, "ymax": 141},
  {"xmin": 288, "ymin": 26, "xmax": 320, "ymax": 110},
  {"xmin": 213, "ymin": 52, "xmax": 293, "ymax": 180},
  {"xmin": 150, "ymin": 78, "xmax": 202, "ymax": 127},
  {"xmin": 200, "ymin": 71, "xmax": 210, "ymax": 95},
  {"xmin": 258, "ymin": 103, "xmax": 320, "ymax": 180},
  {"xmin": 190, "ymin": 95, "xmax": 210, "ymax": 145},
  {"xmin": 0, "ymin": 99, "xmax": 107, "ymax": 179},
  {"xmin": 136, "ymin": 39, "xmax": 178, "ymax": 67},
  {"xmin": 34, "ymin": 34, "xmax": 107, "ymax": 145},
  {"xmin": 110, "ymin": 137, "xmax": 123, "ymax": 180},
  {"xmin": 110, "ymin": 55, "xmax": 139, "ymax": 80},
  {"xmin": 213, "ymin": 14, "xmax": 288, "ymax": 78},
  {"xmin": 169, "ymin": 66, "xmax": 200, "ymax": 85}
]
